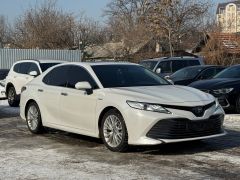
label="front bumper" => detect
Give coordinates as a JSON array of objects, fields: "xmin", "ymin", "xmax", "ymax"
[{"xmin": 123, "ymin": 104, "xmax": 225, "ymax": 145}]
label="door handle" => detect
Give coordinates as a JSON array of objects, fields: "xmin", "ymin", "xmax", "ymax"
[
  {"xmin": 61, "ymin": 92, "xmax": 68, "ymax": 96},
  {"xmin": 38, "ymin": 89, "xmax": 44, "ymax": 92}
]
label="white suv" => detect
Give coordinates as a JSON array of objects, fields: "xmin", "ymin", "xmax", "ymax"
[{"xmin": 5, "ymin": 59, "xmax": 64, "ymax": 107}]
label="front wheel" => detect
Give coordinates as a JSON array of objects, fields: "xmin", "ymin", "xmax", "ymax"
[
  {"xmin": 7, "ymin": 86, "xmax": 19, "ymax": 107},
  {"xmin": 100, "ymin": 109, "xmax": 128, "ymax": 152},
  {"xmin": 26, "ymin": 102, "xmax": 44, "ymax": 134}
]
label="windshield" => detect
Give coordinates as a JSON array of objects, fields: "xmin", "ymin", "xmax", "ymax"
[
  {"xmin": 92, "ymin": 65, "xmax": 170, "ymax": 88},
  {"xmin": 140, "ymin": 61, "xmax": 158, "ymax": 70},
  {"xmin": 40, "ymin": 63, "xmax": 60, "ymax": 72},
  {"xmin": 214, "ymin": 66, "xmax": 240, "ymax": 78},
  {"xmin": 171, "ymin": 66, "xmax": 205, "ymax": 81}
]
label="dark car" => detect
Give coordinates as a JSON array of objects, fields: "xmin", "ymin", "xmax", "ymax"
[
  {"xmin": 0, "ymin": 69, "xmax": 9, "ymax": 80},
  {"xmin": 189, "ymin": 65, "xmax": 240, "ymax": 113},
  {"xmin": 168, "ymin": 65, "xmax": 225, "ymax": 86},
  {"xmin": 140, "ymin": 56, "xmax": 204, "ymax": 77}
]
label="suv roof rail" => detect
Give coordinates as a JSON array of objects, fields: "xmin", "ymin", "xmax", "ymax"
[{"xmin": 163, "ymin": 55, "xmax": 199, "ymax": 59}]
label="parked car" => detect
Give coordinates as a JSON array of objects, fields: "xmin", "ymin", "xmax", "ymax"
[
  {"xmin": 167, "ymin": 65, "xmax": 225, "ymax": 86},
  {"xmin": 20, "ymin": 62, "xmax": 225, "ymax": 152},
  {"xmin": 0, "ymin": 69, "xmax": 9, "ymax": 100},
  {"xmin": 0, "ymin": 69, "xmax": 9, "ymax": 80},
  {"xmin": 189, "ymin": 65, "xmax": 240, "ymax": 113},
  {"xmin": 0, "ymin": 80, "xmax": 6, "ymax": 100},
  {"xmin": 5, "ymin": 59, "xmax": 64, "ymax": 107},
  {"xmin": 140, "ymin": 56, "xmax": 204, "ymax": 77}
]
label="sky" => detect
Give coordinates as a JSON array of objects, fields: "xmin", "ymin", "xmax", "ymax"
[
  {"xmin": 0, "ymin": 0, "xmax": 110, "ymax": 24},
  {"xmin": 0, "ymin": 0, "xmax": 232, "ymax": 24}
]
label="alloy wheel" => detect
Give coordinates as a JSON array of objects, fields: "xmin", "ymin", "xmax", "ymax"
[
  {"xmin": 103, "ymin": 115, "xmax": 123, "ymax": 148},
  {"xmin": 27, "ymin": 105, "xmax": 39, "ymax": 131}
]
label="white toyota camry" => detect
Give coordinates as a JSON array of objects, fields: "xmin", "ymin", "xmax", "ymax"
[{"xmin": 20, "ymin": 62, "xmax": 226, "ymax": 152}]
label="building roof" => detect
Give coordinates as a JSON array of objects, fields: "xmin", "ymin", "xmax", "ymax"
[{"xmin": 217, "ymin": 1, "xmax": 240, "ymax": 14}]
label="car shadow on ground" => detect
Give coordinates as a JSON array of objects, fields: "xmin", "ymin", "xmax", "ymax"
[{"xmin": 41, "ymin": 127, "xmax": 240, "ymax": 155}]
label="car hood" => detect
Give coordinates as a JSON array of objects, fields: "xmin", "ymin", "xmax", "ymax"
[
  {"xmin": 189, "ymin": 78, "xmax": 240, "ymax": 89},
  {"xmin": 110, "ymin": 85, "xmax": 214, "ymax": 106}
]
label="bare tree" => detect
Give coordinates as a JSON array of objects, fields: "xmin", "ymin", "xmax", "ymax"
[
  {"xmin": 147, "ymin": 0, "xmax": 211, "ymax": 56},
  {"xmin": 0, "ymin": 16, "xmax": 9, "ymax": 48},
  {"xmin": 11, "ymin": 1, "xmax": 75, "ymax": 49}
]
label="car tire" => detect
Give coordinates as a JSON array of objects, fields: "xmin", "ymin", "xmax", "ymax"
[
  {"xmin": 100, "ymin": 109, "xmax": 128, "ymax": 152},
  {"xmin": 7, "ymin": 86, "xmax": 19, "ymax": 107},
  {"xmin": 235, "ymin": 96, "xmax": 240, "ymax": 114},
  {"xmin": 26, "ymin": 102, "xmax": 44, "ymax": 134}
]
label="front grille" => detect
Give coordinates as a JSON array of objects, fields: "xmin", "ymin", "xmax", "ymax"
[
  {"xmin": 147, "ymin": 114, "xmax": 224, "ymax": 140},
  {"xmin": 163, "ymin": 101, "xmax": 215, "ymax": 117}
]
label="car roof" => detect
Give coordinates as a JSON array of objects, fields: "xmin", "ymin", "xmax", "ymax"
[
  {"xmin": 17, "ymin": 59, "xmax": 67, "ymax": 63},
  {"xmin": 141, "ymin": 56, "xmax": 201, "ymax": 62},
  {"xmin": 61, "ymin": 61, "xmax": 137, "ymax": 67}
]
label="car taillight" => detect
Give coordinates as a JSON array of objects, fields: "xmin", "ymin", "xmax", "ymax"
[{"xmin": 21, "ymin": 86, "xmax": 27, "ymax": 93}]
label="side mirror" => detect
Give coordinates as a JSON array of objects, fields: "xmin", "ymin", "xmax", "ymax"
[
  {"xmin": 164, "ymin": 75, "xmax": 170, "ymax": 80},
  {"xmin": 75, "ymin": 81, "xmax": 93, "ymax": 94},
  {"xmin": 156, "ymin": 68, "xmax": 161, "ymax": 74},
  {"xmin": 29, "ymin": 71, "xmax": 38, "ymax": 77}
]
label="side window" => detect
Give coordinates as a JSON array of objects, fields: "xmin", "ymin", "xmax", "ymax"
[
  {"xmin": 42, "ymin": 66, "xmax": 68, "ymax": 87},
  {"xmin": 28, "ymin": 63, "xmax": 40, "ymax": 75},
  {"xmin": 19, "ymin": 62, "xmax": 31, "ymax": 74},
  {"xmin": 187, "ymin": 60, "xmax": 200, "ymax": 66},
  {"xmin": 13, "ymin": 63, "xmax": 21, "ymax": 73},
  {"xmin": 216, "ymin": 67, "xmax": 225, "ymax": 74},
  {"xmin": 157, "ymin": 61, "xmax": 171, "ymax": 73},
  {"xmin": 66, "ymin": 66, "xmax": 98, "ymax": 89},
  {"xmin": 172, "ymin": 60, "xmax": 187, "ymax": 72},
  {"xmin": 199, "ymin": 68, "xmax": 215, "ymax": 80}
]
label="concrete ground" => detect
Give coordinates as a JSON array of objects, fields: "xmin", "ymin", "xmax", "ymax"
[{"xmin": 0, "ymin": 100, "xmax": 240, "ymax": 180}]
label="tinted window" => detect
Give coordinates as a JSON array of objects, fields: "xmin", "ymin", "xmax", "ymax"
[
  {"xmin": 66, "ymin": 66, "xmax": 98, "ymax": 89},
  {"xmin": 19, "ymin": 62, "xmax": 32, "ymax": 74},
  {"xmin": 140, "ymin": 61, "xmax": 158, "ymax": 70},
  {"xmin": 214, "ymin": 66, "xmax": 240, "ymax": 78},
  {"xmin": 92, "ymin": 65, "xmax": 169, "ymax": 88},
  {"xmin": 40, "ymin": 63, "xmax": 60, "ymax": 72},
  {"xmin": 172, "ymin": 60, "xmax": 187, "ymax": 72},
  {"xmin": 13, "ymin": 63, "xmax": 21, "ymax": 73},
  {"xmin": 43, "ymin": 66, "xmax": 68, "ymax": 87},
  {"xmin": 188, "ymin": 60, "xmax": 200, "ymax": 66},
  {"xmin": 171, "ymin": 66, "xmax": 205, "ymax": 81},
  {"xmin": 28, "ymin": 63, "xmax": 40, "ymax": 75},
  {"xmin": 157, "ymin": 61, "xmax": 171, "ymax": 73},
  {"xmin": 199, "ymin": 68, "xmax": 216, "ymax": 79}
]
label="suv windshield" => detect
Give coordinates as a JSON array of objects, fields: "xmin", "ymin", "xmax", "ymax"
[
  {"xmin": 92, "ymin": 65, "xmax": 170, "ymax": 88},
  {"xmin": 140, "ymin": 61, "xmax": 158, "ymax": 70},
  {"xmin": 40, "ymin": 63, "xmax": 60, "ymax": 72},
  {"xmin": 214, "ymin": 66, "xmax": 240, "ymax": 78},
  {"xmin": 171, "ymin": 66, "xmax": 205, "ymax": 81}
]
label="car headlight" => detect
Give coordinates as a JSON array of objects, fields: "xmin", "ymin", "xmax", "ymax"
[
  {"xmin": 213, "ymin": 88, "xmax": 233, "ymax": 95},
  {"xmin": 126, "ymin": 101, "xmax": 171, "ymax": 114}
]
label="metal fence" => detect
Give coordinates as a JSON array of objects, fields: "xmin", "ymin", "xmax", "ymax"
[{"xmin": 0, "ymin": 49, "xmax": 81, "ymax": 69}]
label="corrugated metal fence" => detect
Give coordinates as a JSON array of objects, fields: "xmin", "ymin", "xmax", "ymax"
[{"xmin": 0, "ymin": 49, "xmax": 81, "ymax": 69}]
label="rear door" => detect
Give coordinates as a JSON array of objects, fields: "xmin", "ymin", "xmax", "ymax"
[{"xmin": 39, "ymin": 66, "xmax": 68, "ymax": 125}]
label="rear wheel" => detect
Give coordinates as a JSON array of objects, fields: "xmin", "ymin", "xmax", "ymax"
[
  {"xmin": 26, "ymin": 102, "xmax": 44, "ymax": 134},
  {"xmin": 7, "ymin": 86, "xmax": 19, "ymax": 107},
  {"xmin": 100, "ymin": 109, "xmax": 128, "ymax": 152}
]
